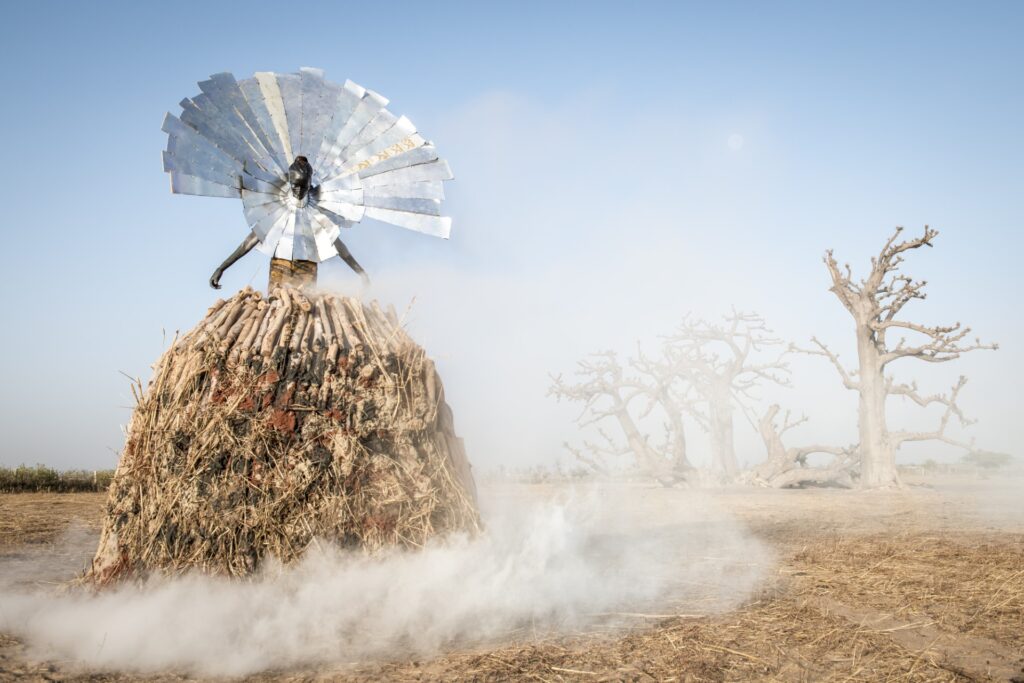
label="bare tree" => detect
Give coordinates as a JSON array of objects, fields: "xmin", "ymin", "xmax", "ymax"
[
  {"xmin": 551, "ymin": 311, "xmax": 790, "ymax": 484},
  {"xmin": 549, "ymin": 351, "xmax": 694, "ymax": 486},
  {"xmin": 660, "ymin": 311, "xmax": 789, "ymax": 477},
  {"xmin": 747, "ymin": 405, "xmax": 857, "ymax": 488},
  {"xmin": 803, "ymin": 227, "xmax": 997, "ymax": 488}
]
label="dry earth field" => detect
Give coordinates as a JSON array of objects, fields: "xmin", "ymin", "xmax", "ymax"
[{"xmin": 0, "ymin": 474, "xmax": 1022, "ymax": 682}]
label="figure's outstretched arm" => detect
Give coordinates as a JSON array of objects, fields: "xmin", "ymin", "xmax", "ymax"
[
  {"xmin": 334, "ymin": 238, "xmax": 371, "ymax": 285},
  {"xmin": 210, "ymin": 231, "xmax": 260, "ymax": 289}
]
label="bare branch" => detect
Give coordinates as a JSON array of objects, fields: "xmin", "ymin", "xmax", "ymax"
[
  {"xmin": 779, "ymin": 409, "xmax": 810, "ymax": 435},
  {"xmin": 661, "ymin": 311, "xmax": 790, "ymax": 394},
  {"xmin": 562, "ymin": 442, "xmax": 610, "ymax": 475},
  {"xmin": 792, "ymin": 337, "xmax": 860, "ymax": 390},
  {"xmin": 748, "ymin": 404, "xmax": 858, "ymax": 488},
  {"xmin": 824, "ymin": 250, "xmax": 861, "ymax": 314},
  {"xmin": 865, "ymin": 225, "xmax": 937, "ymax": 292},
  {"xmin": 879, "ymin": 322, "xmax": 998, "ymax": 365},
  {"xmin": 888, "ymin": 376, "xmax": 977, "ymax": 450}
]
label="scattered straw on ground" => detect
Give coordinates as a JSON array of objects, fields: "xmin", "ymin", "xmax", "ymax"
[
  {"xmin": 794, "ymin": 533, "xmax": 1024, "ymax": 652},
  {"xmin": 3, "ymin": 484, "xmax": 1023, "ymax": 681}
]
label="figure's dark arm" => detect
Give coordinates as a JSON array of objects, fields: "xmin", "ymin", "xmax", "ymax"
[
  {"xmin": 210, "ymin": 231, "xmax": 260, "ymax": 289},
  {"xmin": 334, "ymin": 238, "xmax": 370, "ymax": 285}
]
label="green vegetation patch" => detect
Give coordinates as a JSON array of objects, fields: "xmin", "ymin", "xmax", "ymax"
[{"xmin": 0, "ymin": 465, "xmax": 114, "ymax": 493}]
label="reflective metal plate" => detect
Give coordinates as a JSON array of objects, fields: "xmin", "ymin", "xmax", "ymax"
[{"xmin": 164, "ymin": 69, "xmax": 455, "ymax": 261}]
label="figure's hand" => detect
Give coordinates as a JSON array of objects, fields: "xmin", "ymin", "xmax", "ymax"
[{"xmin": 209, "ymin": 269, "xmax": 223, "ymax": 290}]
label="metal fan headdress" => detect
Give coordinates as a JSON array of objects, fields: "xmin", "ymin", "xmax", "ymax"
[{"xmin": 162, "ymin": 68, "xmax": 453, "ymax": 264}]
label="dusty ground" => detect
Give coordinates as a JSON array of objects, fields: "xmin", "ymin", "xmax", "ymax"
[{"xmin": 0, "ymin": 475, "xmax": 1022, "ymax": 682}]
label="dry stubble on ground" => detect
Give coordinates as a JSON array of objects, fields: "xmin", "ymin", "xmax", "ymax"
[{"xmin": 0, "ymin": 476, "xmax": 1022, "ymax": 682}]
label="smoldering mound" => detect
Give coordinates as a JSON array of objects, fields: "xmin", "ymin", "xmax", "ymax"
[
  {"xmin": 88, "ymin": 285, "xmax": 480, "ymax": 583},
  {"xmin": 0, "ymin": 484, "xmax": 771, "ymax": 677}
]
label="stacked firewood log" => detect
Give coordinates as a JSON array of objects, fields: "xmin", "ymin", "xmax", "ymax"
[{"xmin": 88, "ymin": 286, "xmax": 479, "ymax": 583}]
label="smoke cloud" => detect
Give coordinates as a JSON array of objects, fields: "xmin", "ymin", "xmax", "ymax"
[{"xmin": 0, "ymin": 486, "xmax": 770, "ymax": 676}]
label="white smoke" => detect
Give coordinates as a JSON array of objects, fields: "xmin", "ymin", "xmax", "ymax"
[{"xmin": 0, "ymin": 485, "xmax": 770, "ymax": 676}]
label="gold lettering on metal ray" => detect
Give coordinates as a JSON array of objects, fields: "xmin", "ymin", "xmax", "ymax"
[{"xmin": 353, "ymin": 137, "xmax": 419, "ymax": 172}]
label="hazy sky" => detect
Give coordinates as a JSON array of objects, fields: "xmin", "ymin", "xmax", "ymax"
[{"xmin": 0, "ymin": 2, "xmax": 1020, "ymax": 470}]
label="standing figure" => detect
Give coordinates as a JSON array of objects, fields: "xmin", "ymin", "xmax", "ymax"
[{"xmin": 162, "ymin": 68, "xmax": 455, "ymax": 291}]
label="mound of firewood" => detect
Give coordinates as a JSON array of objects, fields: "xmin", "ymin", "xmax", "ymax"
[{"xmin": 88, "ymin": 286, "xmax": 479, "ymax": 584}]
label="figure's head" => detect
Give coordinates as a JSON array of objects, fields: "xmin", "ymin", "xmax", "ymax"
[{"xmin": 288, "ymin": 156, "xmax": 313, "ymax": 200}]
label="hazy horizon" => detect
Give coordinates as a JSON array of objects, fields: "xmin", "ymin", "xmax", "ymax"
[{"xmin": 0, "ymin": 2, "xmax": 1020, "ymax": 471}]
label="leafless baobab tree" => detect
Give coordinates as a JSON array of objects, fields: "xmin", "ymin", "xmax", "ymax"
[
  {"xmin": 551, "ymin": 311, "xmax": 790, "ymax": 484},
  {"xmin": 802, "ymin": 227, "xmax": 997, "ymax": 488},
  {"xmin": 660, "ymin": 312, "xmax": 789, "ymax": 478},
  {"xmin": 549, "ymin": 351, "xmax": 696, "ymax": 486}
]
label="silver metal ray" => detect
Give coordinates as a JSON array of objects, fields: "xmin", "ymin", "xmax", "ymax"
[
  {"xmin": 163, "ymin": 68, "xmax": 455, "ymax": 262},
  {"xmin": 358, "ymin": 144, "xmax": 439, "ymax": 179},
  {"xmin": 363, "ymin": 181, "xmax": 446, "ymax": 201}
]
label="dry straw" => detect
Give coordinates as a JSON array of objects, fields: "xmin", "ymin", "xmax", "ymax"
[{"xmin": 88, "ymin": 286, "xmax": 480, "ymax": 583}]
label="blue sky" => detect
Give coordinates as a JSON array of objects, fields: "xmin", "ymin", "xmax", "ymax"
[{"xmin": 0, "ymin": 2, "xmax": 1020, "ymax": 470}]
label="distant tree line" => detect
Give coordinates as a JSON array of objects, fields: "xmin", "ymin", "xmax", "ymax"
[{"xmin": 0, "ymin": 465, "xmax": 115, "ymax": 493}]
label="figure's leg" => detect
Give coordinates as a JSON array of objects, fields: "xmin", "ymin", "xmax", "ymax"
[
  {"xmin": 333, "ymin": 238, "xmax": 371, "ymax": 285},
  {"xmin": 210, "ymin": 231, "xmax": 260, "ymax": 289}
]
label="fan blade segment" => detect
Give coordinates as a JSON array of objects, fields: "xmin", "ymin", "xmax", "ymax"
[
  {"xmin": 317, "ymin": 199, "xmax": 366, "ymax": 222},
  {"xmin": 162, "ymin": 147, "xmax": 238, "ymax": 188},
  {"xmin": 243, "ymin": 199, "xmax": 282, "ymax": 227},
  {"xmin": 332, "ymin": 118, "xmax": 424, "ymax": 177},
  {"xmin": 242, "ymin": 160, "xmax": 285, "ymax": 186},
  {"xmin": 316, "ymin": 186, "xmax": 363, "ymax": 205},
  {"xmin": 340, "ymin": 109, "xmax": 398, "ymax": 161},
  {"xmin": 168, "ymin": 172, "xmax": 239, "ymax": 198},
  {"xmin": 318, "ymin": 173, "xmax": 362, "ymax": 192},
  {"xmin": 362, "ymin": 181, "xmax": 446, "ymax": 201},
  {"xmin": 360, "ymin": 159, "xmax": 453, "ymax": 187},
  {"xmin": 163, "ymin": 114, "xmax": 241, "ymax": 172},
  {"xmin": 178, "ymin": 96, "xmax": 257, "ymax": 168},
  {"xmin": 310, "ymin": 211, "xmax": 343, "ymax": 261},
  {"xmin": 269, "ymin": 211, "xmax": 296, "ymax": 260},
  {"xmin": 356, "ymin": 144, "xmax": 438, "ymax": 179},
  {"xmin": 291, "ymin": 209, "xmax": 318, "ymax": 261},
  {"xmin": 241, "ymin": 189, "xmax": 281, "ymax": 210},
  {"xmin": 254, "ymin": 72, "xmax": 295, "ymax": 163},
  {"xmin": 240, "ymin": 173, "xmax": 285, "ymax": 194},
  {"xmin": 195, "ymin": 73, "xmax": 281, "ymax": 173},
  {"xmin": 255, "ymin": 209, "xmax": 291, "ymax": 256},
  {"xmin": 311, "ymin": 80, "xmax": 364, "ymax": 174},
  {"xmin": 274, "ymin": 72, "xmax": 303, "ymax": 163},
  {"xmin": 297, "ymin": 67, "xmax": 336, "ymax": 164},
  {"xmin": 365, "ymin": 207, "xmax": 451, "ymax": 238},
  {"xmin": 316, "ymin": 88, "xmax": 388, "ymax": 174},
  {"xmin": 364, "ymin": 196, "xmax": 441, "ymax": 215},
  {"xmin": 237, "ymin": 78, "xmax": 289, "ymax": 173},
  {"xmin": 244, "ymin": 195, "xmax": 289, "ymax": 242}
]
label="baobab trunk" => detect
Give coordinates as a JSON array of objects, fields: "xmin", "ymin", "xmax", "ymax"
[
  {"xmin": 709, "ymin": 385, "xmax": 739, "ymax": 477},
  {"xmin": 613, "ymin": 399, "xmax": 675, "ymax": 482},
  {"xmin": 664, "ymin": 404, "xmax": 693, "ymax": 474},
  {"xmin": 855, "ymin": 325, "xmax": 898, "ymax": 487},
  {"xmin": 713, "ymin": 414, "xmax": 739, "ymax": 477}
]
